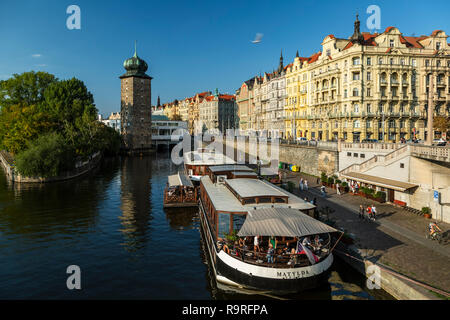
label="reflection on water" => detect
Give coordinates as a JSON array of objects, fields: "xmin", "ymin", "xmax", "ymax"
[{"xmin": 0, "ymin": 153, "xmax": 393, "ymax": 299}]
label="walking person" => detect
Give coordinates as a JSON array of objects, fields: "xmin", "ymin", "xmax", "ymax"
[
  {"xmin": 359, "ymin": 205, "xmax": 365, "ymax": 220},
  {"xmin": 299, "ymin": 178, "xmax": 304, "ymax": 191},
  {"xmin": 320, "ymin": 185, "xmax": 326, "ymax": 198},
  {"xmin": 366, "ymin": 205, "xmax": 372, "ymax": 221},
  {"xmin": 371, "ymin": 204, "xmax": 377, "ymax": 220},
  {"xmin": 336, "ymin": 182, "xmax": 341, "ymax": 195},
  {"xmin": 304, "ymin": 180, "xmax": 308, "ymax": 190}
]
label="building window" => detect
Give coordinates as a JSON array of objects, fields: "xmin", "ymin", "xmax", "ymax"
[
  {"xmin": 353, "ymin": 153, "xmax": 358, "ymax": 157},
  {"xmin": 360, "ymin": 154, "xmax": 365, "ymax": 158},
  {"xmin": 353, "ymin": 57, "xmax": 360, "ymax": 65},
  {"xmin": 367, "ymin": 72, "xmax": 371, "ymax": 81},
  {"xmin": 400, "ymin": 163, "xmax": 405, "ymax": 168},
  {"xmin": 354, "ymin": 120, "xmax": 361, "ymax": 128},
  {"xmin": 390, "ymin": 39, "xmax": 394, "ymax": 48},
  {"xmin": 367, "ymin": 57, "xmax": 372, "ymax": 66},
  {"xmin": 436, "ymin": 42, "xmax": 441, "ymax": 50},
  {"xmin": 378, "ymin": 58, "xmax": 383, "ymax": 65},
  {"xmin": 353, "ymin": 72, "xmax": 360, "ymax": 81},
  {"xmin": 353, "ymin": 88, "xmax": 359, "ymax": 97}
]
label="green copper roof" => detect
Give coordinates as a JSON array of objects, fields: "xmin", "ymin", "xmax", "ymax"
[{"xmin": 121, "ymin": 41, "xmax": 151, "ymax": 79}]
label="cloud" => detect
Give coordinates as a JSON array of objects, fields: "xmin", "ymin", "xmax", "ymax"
[
  {"xmin": 35, "ymin": 64, "xmax": 47, "ymax": 67},
  {"xmin": 31, "ymin": 54, "xmax": 42, "ymax": 58}
]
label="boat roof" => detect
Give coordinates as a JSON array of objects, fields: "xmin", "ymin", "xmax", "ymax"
[
  {"xmin": 226, "ymin": 178, "xmax": 287, "ymax": 199},
  {"xmin": 208, "ymin": 165, "xmax": 253, "ymax": 173},
  {"xmin": 168, "ymin": 172, "xmax": 194, "ymax": 187},
  {"xmin": 200, "ymin": 176, "xmax": 315, "ymax": 213},
  {"xmin": 184, "ymin": 150, "xmax": 236, "ymax": 166},
  {"xmin": 237, "ymin": 207, "xmax": 338, "ymax": 237},
  {"xmin": 230, "ymin": 171, "xmax": 257, "ymax": 177}
]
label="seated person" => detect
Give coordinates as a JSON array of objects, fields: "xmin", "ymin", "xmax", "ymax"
[
  {"xmin": 288, "ymin": 248, "xmax": 297, "ymax": 265},
  {"xmin": 312, "ymin": 235, "xmax": 323, "ymax": 252},
  {"xmin": 302, "ymin": 236, "xmax": 312, "ymax": 249}
]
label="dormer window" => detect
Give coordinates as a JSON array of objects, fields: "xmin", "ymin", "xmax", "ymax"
[
  {"xmin": 390, "ymin": 39, "xmax": 394, "ymax": 48},
  {"xmin": 436, "ymin": 42, "xmax": 441, "ymax": 50}
]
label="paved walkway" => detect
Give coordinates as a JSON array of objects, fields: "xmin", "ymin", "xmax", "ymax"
[{"xmin": 281, "ymin": 170, "xmax": 450, "ymax": 294}]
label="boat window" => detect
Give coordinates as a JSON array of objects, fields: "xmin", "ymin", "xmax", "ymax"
[
  {"xmin": 244, "ymin": 198, "xmax": 256, "ymax": 204},
  {"xmin": 232, "ymin": 214, "xmax": 246, "ymax": 232},
  {"xmin": 258, "ymin": 197, "xmax": 271, "ymax": 203},
  {"xmin": 274, "ymin": 197, "xmax": 286, "ymax": 203},
  {"xmin": 218, "ymin": 213, "xmax": 230, "ymax": 239}
]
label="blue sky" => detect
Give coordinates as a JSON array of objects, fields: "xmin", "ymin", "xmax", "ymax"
[{"xmin": 0, "ymin": 0, "xmax": 449, "ymax": 116}]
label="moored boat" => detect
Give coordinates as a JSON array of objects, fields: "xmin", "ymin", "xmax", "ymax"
[{"xmin": 198, "ymin": 170, "xmax": 341, "ymax": 294}]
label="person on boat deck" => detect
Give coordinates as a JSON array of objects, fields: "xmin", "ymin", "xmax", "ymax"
[
  {"xmin": 288, "ymin": 248, "xmax": 297, "ymax": 265},
  {"xmin": 253, "ymin": 235, "xmax": 260, "ymax": 253},
  {"xmin": 312, "ymin": 235, "xmax": 323, "ymax": 252},
  {"xmin": 266, "ymin": 243, "xmax": 275, "ymax": 263},
  {"xmin": 302, "ymin": 236, "xmax": 312, "ymax": 248},
  {"xmin": 269, "ymin": 236, "xmax": 277, "ymax": 249}
]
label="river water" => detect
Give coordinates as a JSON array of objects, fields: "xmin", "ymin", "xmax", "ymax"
[{"xmin": 0, "ymin": 153, "xmax": 393, "ymax": 300}]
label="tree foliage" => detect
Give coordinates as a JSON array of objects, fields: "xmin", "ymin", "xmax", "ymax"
[
  {"xmin": 434, "ymin": 116, "xmax": 450, "ymax": 135},
  {"xmin": 0, "ymin": 71, "xmax": 122, "ymax": 177},
  {"xmin": 15, "ymin": 133, "xmax": 75, "ymax": 178},
  {"xmin": 0, "ymin": 71, "xmax": 56, "ymax": 108}
]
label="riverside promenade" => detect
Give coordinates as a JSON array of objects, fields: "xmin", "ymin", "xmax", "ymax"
[{"xmin": 281, "ymin": 170, "xmax": 450, "ymax": 299}]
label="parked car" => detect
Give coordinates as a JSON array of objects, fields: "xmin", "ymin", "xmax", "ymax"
[
  {"xmin": 433, "ymin": 138, "xmax": 447, "ymax": 146},
  {"xmin": 296, "ymin": 137, "xmax": 308, "ymax": 142}
]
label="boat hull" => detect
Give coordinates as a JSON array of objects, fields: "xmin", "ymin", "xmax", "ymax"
[{"xmin": 199, "ymin": 199, "xmax": 333, "ymax": 294}]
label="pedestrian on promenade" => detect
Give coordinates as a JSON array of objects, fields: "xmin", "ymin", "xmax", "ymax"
[
  {"xmin": 313, "ymin": 197, "xmax": 317, "ymax": 206},
  {"xmin": 371, "ymin": 204, "xmax": 377, "ymax": 220},
  {"xmin": 304, "ymin": 180, "xmax": 308, "ymax": 190},
  {"xmin": 320, "ymin": 185, "xmax": 326, "ymax": 197},
  {"xmin": 299, "ymin": 178, "xmax": 304, "ymax": 191},
  {"xmin": 304, "ymin": 197, "xmax": 309, "ymax": 202},
  {"xmin": 359, "ymin": 205, "xmax": 365, "ymax": 220},
  {"xmin": 336, "ymin": 183, "xmax": 341, "ymax": 195},
  {"xmin": 366, "ymin": 205, "xmax": 372, "ymax": 220},
  {"xmin": 316, "ymin": 177, "xmax": 320, "ymax": 185}
]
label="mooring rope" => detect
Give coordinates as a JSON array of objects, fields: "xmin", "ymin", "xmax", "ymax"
[{"xmin": 334, "ymin": 248, "xmax": 450, "ymax": 298}]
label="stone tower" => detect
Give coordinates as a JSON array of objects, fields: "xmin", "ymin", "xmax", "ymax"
[{"xmin": 120, "ymin": 42, "xmax": 152, "ymax": 154}]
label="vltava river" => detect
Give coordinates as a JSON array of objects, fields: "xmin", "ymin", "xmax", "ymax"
[{"xmin": 0, "ymin": 153, "xmax": 392, "ymax": 299}]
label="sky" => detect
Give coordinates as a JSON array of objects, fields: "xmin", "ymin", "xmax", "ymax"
[{"xmin": 0, "ymin": 0, "xmax": 449, "ymax": 116}]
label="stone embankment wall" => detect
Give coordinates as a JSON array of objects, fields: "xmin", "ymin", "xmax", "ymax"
[
  {"xmin": 0, "ymin": 151, "xmax": 102, "ymax": 183},
  {"xmin": 229, "ymin": 139, "xmax": 339, "ymax": 177}
]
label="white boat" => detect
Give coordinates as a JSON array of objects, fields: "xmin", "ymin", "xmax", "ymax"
[{"xmin": 198, "ymin": 169, "xmax": 341, "ymax": 294}]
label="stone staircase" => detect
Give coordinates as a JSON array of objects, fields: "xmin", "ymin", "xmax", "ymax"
[{"xmin": 340, "ymin": 145, "xmax": 411, "ymax": 175}]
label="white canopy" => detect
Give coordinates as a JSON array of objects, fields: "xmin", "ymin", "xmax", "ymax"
[{"xmin": 237, "ymin": 207, "xmax": 338, "ymax": 238}]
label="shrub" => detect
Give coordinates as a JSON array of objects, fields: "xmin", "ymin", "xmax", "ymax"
[
  {"xmin": 374, "ymin": 191, "xmax": 386, "ymax": 201},
  {"xmin": 327, "ymin": 177, "xmax": 335, "ymax": 185},
  {"xmin": 421, "ymin": 207, "xmax": 431, "ymax": 214},
  {"xmin": 287, "ymin": 181, "xmax": 295, "ymax": 192},
  {"xmin": 15, "ymin": 132, "xmax": 75, "ymax": 178},
  {"xmin": 321, "ymin": 172, "xmax": 327, "ymax": 183},
  {"xmin": 341, "ymin": 181, "xmax": 348, "ymax": 187}
]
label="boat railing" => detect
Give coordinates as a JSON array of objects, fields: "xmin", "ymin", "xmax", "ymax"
[
  {"xmin": 219, "ymin": 238, "xmax": 331, "ymax": 269},
  {"xmin": 163, "ymin": 185, "xmax": 198, "ymax": 204}
]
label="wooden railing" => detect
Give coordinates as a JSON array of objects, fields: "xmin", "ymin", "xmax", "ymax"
[{"xmin": 164, "ymin": 186, "xmax": 198, "ymax": 204}]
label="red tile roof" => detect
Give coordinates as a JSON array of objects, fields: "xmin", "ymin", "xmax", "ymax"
[{"xmin": 308, "ymin": 52, "xmax": 322, "ymax": 64}]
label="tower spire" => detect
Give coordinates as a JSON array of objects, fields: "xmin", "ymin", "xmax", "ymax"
[
  {"xmin": 296, "ymin": 50, "xmax": 299, "ymax": 58},
  {"xmin": 350, "ymin": 13, "xmax": 364, "ymax": 43},
  {"xmin": 134, "ymin": 40, "xmax": 137, "ymax": 58}
]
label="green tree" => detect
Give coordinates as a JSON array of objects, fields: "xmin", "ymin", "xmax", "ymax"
[
  {"xmin": 42, "ymin": 78, "xmax": 96, "ymax": 126},
  {"xmin": 0, "ymin": 71, "xmax": 56, "ymax": 109},
  {"xmin": 15, "ymin": 132, "xmax": 75, "ymax": 178},
  {"xmin": 0, "ymin": 104, "xmax": 53, "ymax": 154}
]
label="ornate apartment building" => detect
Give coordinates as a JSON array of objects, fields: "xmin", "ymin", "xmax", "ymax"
[
  {"xmin": 198, "ymin": 89, "xmax": 237, "ymax": 134},
  {"xmin": 120, "ymin": 45, "xmax": 153, "ymax": 153},
  {"xmin": 306, "ymin": 16, "xmax": 449, "ymax": 142},
  {"xmin": 249, "ymin": 52, "xmax": 288, "ymax": 137},
  {"xmin": 236, "ymin": 16, "xmax": 449, "ymax": 142},
  {"xmin": 235, "ymin": 77, "xmax": 256, "ymax": 132},
  {"xmin": 285, "ymin": 52, "xmax": 310, "ymax": 139}
]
